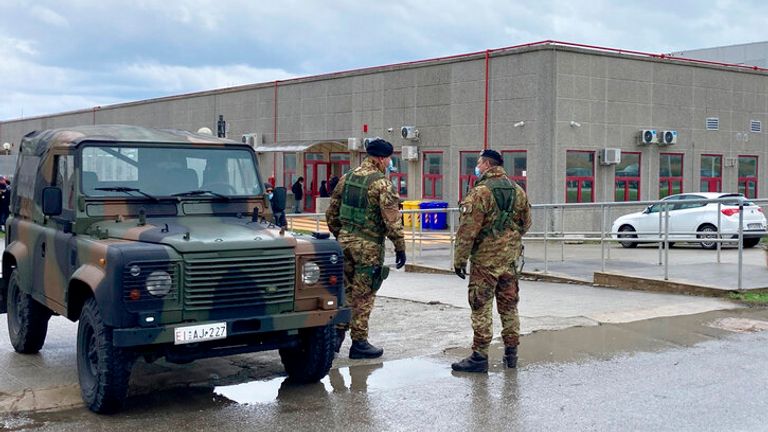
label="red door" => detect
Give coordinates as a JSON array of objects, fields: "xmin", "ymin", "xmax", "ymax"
[{"xmin": 303, "ymin": 161, "xmax": 330, "ymax": 213}]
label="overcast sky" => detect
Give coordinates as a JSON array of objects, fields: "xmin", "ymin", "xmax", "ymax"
[{"xmin": 1, "ymin": 0, "xmax": 766, "ymax": 121}]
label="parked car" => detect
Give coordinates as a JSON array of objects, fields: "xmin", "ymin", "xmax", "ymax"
[{"xmin": 611, "ymin": 192, "xmax": 767, "ymax": 249}]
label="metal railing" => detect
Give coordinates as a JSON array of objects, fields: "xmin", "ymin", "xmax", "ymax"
[{"xmin": 285, "ymin": 197, "xmax": 767, "ymax": 291}]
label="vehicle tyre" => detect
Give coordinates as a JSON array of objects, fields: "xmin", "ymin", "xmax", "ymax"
[
  {"xmin": 618, "ymin": 225, "xmax": 638, "ymax": 248},
  {"xmin": 7, "ymin": 269, "xmax": 51, "ymax": 354},
  {"xmin": 697, "ymin": 224, "xmax": 719, "ymax": 250},
  {"xmin": 279, "ymin": 324, "xmax": 334, "ymax": 383},
  {"xmin": 77, "ymin": 297, "xmax": 134, "ymax": 414},
  {"xmin": 743, "ymin": 238, "xmax": 761, "ymax": 248}
]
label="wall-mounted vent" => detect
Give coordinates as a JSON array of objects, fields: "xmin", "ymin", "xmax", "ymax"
[
  {"xmin": 751, "ymin": 120, "xmax": 762, "ymax": 133},
  {"xmin": 706, "ymin": 117, "xmax": 719, "ymax": 131}
]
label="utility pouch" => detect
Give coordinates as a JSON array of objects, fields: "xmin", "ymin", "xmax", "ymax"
[{"xmin": 371, "ymin": 265, "xmax": 390, "ymax": 292}]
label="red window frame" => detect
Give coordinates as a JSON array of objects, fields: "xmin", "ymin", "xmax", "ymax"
[
  {"xmin": 659, "ymin": 152, "xmax": 684, "ymax": 198},
  {"xmin": 389, "ymin": 151, "xmax": 408, "ymax": 197},
  {"xmin": 700, "ymin": 154, "xmax": 722, "ymax": 193},
  {"xmin": 459, "ymin": 151, "xmax": 479, "ymax": 201},
  {"xmin": 738, "ymin": 155, "xmax": 758, "ymax": 199},
  {"xmin": 422, "ymin": 151, "xmax": 443, "ymax": 199},
  {"xmin": 501, "ymin": 150, "xmax": 527, "ymax": 191},
  {"xmin": 615, "ymin": 151, "xmax": 641, "ymax": 201},
  {"xmin": 565, "ymin": 150, "xmax": 595, "ymax": 203}
]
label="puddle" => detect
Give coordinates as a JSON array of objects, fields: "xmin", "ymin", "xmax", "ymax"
[
  {"xmin": 707, "ymin": 317, "xmax": 768, "ymax": 333},
  {"xmin": 215, "ymin": 357, "xmax": 449, "ymax": 405}
]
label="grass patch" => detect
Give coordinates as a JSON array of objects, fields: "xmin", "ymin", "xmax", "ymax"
[{"xmin": 729, "ymin": 292, "xmax": 768, "ymax": 305}]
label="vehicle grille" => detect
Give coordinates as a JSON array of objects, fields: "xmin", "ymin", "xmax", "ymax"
[
  {"xmin": 183, "ymin": 251, "xmax": 295, "ymax": 311},
  {"xmin": 303, "ymin": 251, "xmax": 344, "ymax": 288}
]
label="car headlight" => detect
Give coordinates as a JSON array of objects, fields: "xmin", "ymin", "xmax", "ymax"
[
  {"xmin": 302, "ymin": 262, "xmax": 321, "ymax": 285},
  {"xmin": 146, "ymin": 270, "xmax": 172, "ymax": 297}
]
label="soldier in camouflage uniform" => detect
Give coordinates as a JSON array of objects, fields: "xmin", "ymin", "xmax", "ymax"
[
  {"xmin": 451, "ymin": 149, "xmax": 532, "ymax": 373},
  {"xmin": 325, "ymin": 138, "xmax": 407, "ymax": 359}
]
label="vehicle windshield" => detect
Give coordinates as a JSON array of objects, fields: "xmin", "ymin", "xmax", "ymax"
[{"xmin": 80, "ymin": 145, "xmax": 261, "ymax": 198}]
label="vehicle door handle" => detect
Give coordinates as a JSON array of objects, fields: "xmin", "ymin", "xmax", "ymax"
[{"xmin": 41, "ymin": 242, "xmax": 46, "ymax": 258}]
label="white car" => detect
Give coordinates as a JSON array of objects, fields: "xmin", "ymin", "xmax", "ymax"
[{"xmin": 611, "ymin": 192, "xmax": 767, "ymax": 249}]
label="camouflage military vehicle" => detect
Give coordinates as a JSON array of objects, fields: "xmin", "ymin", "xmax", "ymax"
[{"xmin": 0, "ymin": 125, "xmax": 349, "ymax": 413}]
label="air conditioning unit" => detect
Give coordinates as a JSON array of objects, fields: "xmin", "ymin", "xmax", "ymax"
[
  {"xmin": 402, "ymin": 145, "xmax": 419, "ymax": 161},
  {"xmin": 661, "ymin": 130, "xmax": 678, "ymax": 145},
  {"xmin": 600, "ymin": 148, "xmax": 621, "ymax": 165},
  {"xmin": 639, "ymin": 129, "xmax": 657, "ymax": 145},
  {"xmin": 241, "ymin": 133, "xmax": 261, "ymax": 148},
  {"xmin": 347, "ymin": 137, "xmax": 360, "ymax": 151},
  {"xmin": 401, "ymin": 126, "xmax": 419, "ymax": 141}
]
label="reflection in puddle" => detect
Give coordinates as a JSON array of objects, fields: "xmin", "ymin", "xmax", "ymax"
[{"xmin": 215, "ymin": 357, "xmax": 448, "ymax": 405}]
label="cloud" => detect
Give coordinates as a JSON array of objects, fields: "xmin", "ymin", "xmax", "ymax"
[{"xmin": 29, "ymin": 5, "xmax": 69, "ymax": 27}]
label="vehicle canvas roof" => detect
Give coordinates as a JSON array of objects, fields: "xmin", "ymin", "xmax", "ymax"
[{"xmin": 19, "ymin": 124, "xmax": 244, "ymax": 157}]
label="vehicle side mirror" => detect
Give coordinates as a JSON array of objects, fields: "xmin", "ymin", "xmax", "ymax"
[
  {"xmin": 271, "ymin": 187, "xmax": 287, "ymax": 212},
  {"xmin": 643, "ymin": 206, "xmax": 651, "ymax": 214},
  {"xmin": 42, "ymin": 187, "xmax": 63, "ymax": 216}
]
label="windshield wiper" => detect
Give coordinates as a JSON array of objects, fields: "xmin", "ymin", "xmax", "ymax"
[
  {"xmin": 94, "ymin": 187, "xmax": 159, "ymax": 201},
  {"xmin": 172, "ymin": 189, "xmax": 230, "ymax": 200}
]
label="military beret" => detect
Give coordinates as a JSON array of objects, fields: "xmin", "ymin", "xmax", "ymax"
[
  {"xmin": 480, "ymin": 149, "xmax": 503, "ymax": 165},
  {"xmin": 366, "ymin": 138, "xmax": 394, "ymax": 157},
  {"xmin": 264, "ymin": 183, "xmax": 273, "ymax": 191}
]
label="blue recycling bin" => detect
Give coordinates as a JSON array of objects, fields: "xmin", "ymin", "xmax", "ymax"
[
  {"xmin": 432, "ymin": 202, "xmax": 449, "ymax": 229},
  {"xmin": 419, "ymin": 202, "xmax": 433, "ymax": 229}
]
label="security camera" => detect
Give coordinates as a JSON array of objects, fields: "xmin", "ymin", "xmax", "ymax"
[
  {"xmin": 569, "ymin": 121, "xmax": 581, "ymax": 128},
  {"xmin": 387, "ymin": 127, "xmax": 394, "ymax": 133}
]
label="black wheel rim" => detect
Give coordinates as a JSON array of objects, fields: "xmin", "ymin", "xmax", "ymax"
[
  {"xmin": 9, "ymin": 282, "xmax": 21, "ymax": 333},
  {"xmin": 85, "ymin": 324, "xmax": 99, "ymax": 378}
]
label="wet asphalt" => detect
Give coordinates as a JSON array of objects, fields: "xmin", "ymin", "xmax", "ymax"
[{"xmin": 5, "ymin": 307, "xmax": 768, "ymax": 432}]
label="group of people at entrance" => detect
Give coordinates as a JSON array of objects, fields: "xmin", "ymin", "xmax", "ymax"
[{"xmin": 325, "ymin": 140, "xmax": 531, "ymax": 372}]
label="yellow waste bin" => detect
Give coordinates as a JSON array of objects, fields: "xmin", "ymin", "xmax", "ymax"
[{"xmin": 402, "ymin": 200, "xmax": 422, "ymax": 228}]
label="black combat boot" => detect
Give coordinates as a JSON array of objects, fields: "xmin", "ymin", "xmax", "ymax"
[
  {"xmin": 349, "ymin": 340, "xmax": 384, "ymax": 359},
  {"xmin": 504, "ymin": 346, "xmax": 518, "ymax": 369},
  {"xmin": 334, "ymin": 329, "xmax": 346, "ymax": 354},
  {"xmin": 451, "ymin": 352, "xmax": 489, "ymax": 373}
]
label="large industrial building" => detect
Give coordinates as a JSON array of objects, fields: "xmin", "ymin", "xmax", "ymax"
[{"xmin": 1, "ymin": 40, "xmax": 767, "ymax": 215}]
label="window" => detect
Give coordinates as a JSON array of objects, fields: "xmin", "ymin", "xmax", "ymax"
[
  {"xmin": 565, "ymin": 151, "xmax": 594, "ymax": 203},
  {"xmin": 55, "ymin": 155, "xmax": 75, "ymax": 211},
  {"xmin": 459, "ymin": 151, "xmax": 479, "ymax": 201},
  {"xmin": 615, "ymin": 152, "xmax": 640, "ymax": 201},
  {"xmin": 330, "ymin": 152, "xmax": 350, "ymax": 178},
  {"xmin": 659, "ymin": 153, "xmax": 683, "ymax": 198},
  {"xmin": 422, "ymin": 152, "xmax": 443, "ymax": 199},
  {"xmin": 738, "ymin": 155, "xmax": 758, "ymax": 198},
  {"xmin": 700, "ymin": 154, "xmax": 722, "ymax": 192},
  {"xmin": 390, "ymin": 152, "xmax": 408, "ymax": 197},
  {"xmin": 81, "ymin": 146, "xmax": 260, "ymax": 197},
  {"xmin": 283, "ymin": 153, "xmax": 297, "ymax": 187},
  {"xmin": 502, "ymin": 150, "xmax": 527, "ymax": 191}
]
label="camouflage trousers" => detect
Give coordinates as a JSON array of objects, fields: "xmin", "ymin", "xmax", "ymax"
[
  {"xmin": 467, "ymin": 264, "xmax": 520, "ymax": 356},
  {"xmin": 336, "ymin": 238, "xmax": 385, "ymax": 341}
]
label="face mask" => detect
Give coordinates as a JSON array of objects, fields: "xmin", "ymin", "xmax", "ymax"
[
  {"xmin": 267, "ymin": 192, "xmax": 274, "ymax": 200},
  {"xmin": 474, "ymin": 166, "xmax": 482, "ymax": 177}
]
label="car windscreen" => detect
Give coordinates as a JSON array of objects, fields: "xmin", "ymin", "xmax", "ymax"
[{"xmin": 80, "ymin": 145, "xmax": 261, "ymax": 198}]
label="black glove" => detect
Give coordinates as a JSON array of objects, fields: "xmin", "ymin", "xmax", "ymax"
[
  {"xmin": 454, "ymin": 265, "xmax": 466, "ymax": 279},
  {"xmin": 395, "ymin": 250, "xmax": 407, "ymax": 269}
]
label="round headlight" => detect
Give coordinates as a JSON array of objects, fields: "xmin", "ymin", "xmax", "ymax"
[
  {"xmin": 302, "ymin": 262, "xmax": 321, "ymax": 285},
  {"xmin": 129, "ymin": 265, "xmax": 141, "ymax": 277},
  {"xmin": 146, "ymin": 270, "xmax": 172, "ymax": 297}
]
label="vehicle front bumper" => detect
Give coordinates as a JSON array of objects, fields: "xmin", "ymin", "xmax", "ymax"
[{"xmin": 112, "ymin": 308, "xmax": 351, "ymax": 348}]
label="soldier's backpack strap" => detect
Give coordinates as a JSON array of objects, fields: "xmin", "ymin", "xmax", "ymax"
[{"xmin": 339, "ymin": 171, "xmax": 386, "ymax": 232}]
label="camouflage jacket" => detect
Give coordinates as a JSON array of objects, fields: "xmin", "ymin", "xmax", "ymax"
[
  {"xmin": 325, "ymin": 158, "xmax": 405, "ymax": 252},
  {"xmin": 453, "ymin": 166, "xmax": 532, "ymax": 273}
]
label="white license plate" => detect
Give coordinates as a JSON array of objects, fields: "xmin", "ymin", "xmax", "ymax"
[
  {"xmin": 174, "ymin": 322, "xmax": 227, "ymax": 345},
  {"xmin": 748, "ymin": 223, "xmax": 763, "ymax": 229}
]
